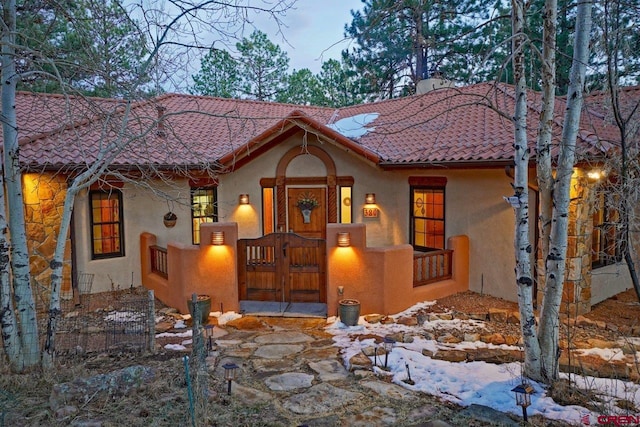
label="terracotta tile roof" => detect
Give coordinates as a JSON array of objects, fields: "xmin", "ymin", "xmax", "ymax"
[{"xmin": 6, "ymin": 82, "xmax": 633, "ymax": 171}]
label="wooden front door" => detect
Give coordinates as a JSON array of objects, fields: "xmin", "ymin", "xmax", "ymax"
[
  {"xmin": 238, "ymin": 233, "xmax": 326, "ymax": 303},
  {"xmin": 288, "ymin": 188, "xmax": 326, "ymax": 239}
]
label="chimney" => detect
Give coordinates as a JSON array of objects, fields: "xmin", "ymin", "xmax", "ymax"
[
  {"xmin": 416, "ymin": 70, "xmax": 454, "ymax": 94},
  {"xmin": 156, "ymin": 105, "xmax": 166, "ymax": 138}
]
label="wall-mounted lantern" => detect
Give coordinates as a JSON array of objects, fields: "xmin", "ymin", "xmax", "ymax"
[
  {"xmin": 365, "ymin": 193, "xmax": 376, "ymax": 204},
  {"xmin": 210, "ymin": 231, "xmax": 225, "ymax": 246},
  {"xmin": 337, "ymin": 232, "xmax": 351, "ymax": 247},
  {"xmin": 239, "ymin": 194, "xmax": 250, "ymax": 205}
]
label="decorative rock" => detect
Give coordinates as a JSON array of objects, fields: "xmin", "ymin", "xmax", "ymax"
[
  {"xmin": 362, "ymin": 346, "xmax": 383, "ymax": 357},
  {"xmin": 488, "ymin": 308, "xmax": 509, "ymax": 323},
  {"xmin": 225, "ymin": 316, "xmax": 268, "ymax": 330},
  {"xmin": 421, "ymin": 331, "xmax": 435, "ymax": 340},
  {"xmin": 504, "ymin": 335, "xmax": 520, "ymax": 346},
  {"xmin": 50, "ymin": 365, "xmax": 155, "ymax": 411},
  {"xmin": 231, "ymin": 382, "xmax": 272, "ymax": 405},
  {"xmin": 460, "ymin": 404, "xmax": 520, "ymax": 427},
  {"xmin": 283, "ymin": 383, "xmax": 363, "ymax": 415},
  {"xmin": 65, "ymin": 311, "xmax": 79, "ymax": 319},
  {"xmin": 463, "ymin": 333, "xmax": 481, "ymax": 342},
  {"xmin": 586, "ymin": 338, "xmax": 618, "ymax": 349},
  {"xmin": 507, "ymin": 311, "xmax": 521, "ymax": 324},
  {"xmin": 380, "ymin": 316, "xmax": 395, "ymax": 324},
  {"xmin": 397, "ymin": 316, "xmax": 418, "ymax": 326},
  {"xmin": 308, "ymin": 360, "xmax": 349, "ymax": 381},
  {"xmin": 253, "ymin": 344, "xmax": 304, "ymax": 359},
  {"xmin": 428, "ymin": 349, "xmax": 467, "ymax": 363},
  {"xmin": 154, "ymin": 321, "xmax": 173, "ymax": 333},
  {"xmin": 264, "ymin": 372, "xmax": 314, "ymax": 391},
  {"xmin": 254, "ymin": 331, "xmax": 313, "ymax": 344},
  {"xmin": 386, "ymin": 332, "xmax": 404, "ymax": 343},
  {"xmin": 480, "ymin": 333, "xmax": 506, "ymax": 345},
  {"xmin": 468, "ymin": 312, "xmax": 488, "ymax": 321},
  {"xmin": 437, "ymin": 333, "xmax": 461, "ymax": 344},
  {"xmin": 419, "ymin": 421, "xmax": 454, "ymax": 427},
  {"xmin": 365, "ymin": 314, "xmax": 385, "ymax": 324},
  {"xmin": 348, "ymin": 352, "xmax": 373, "ymax": 371},
  {"xmin": 361, "ymin": 381, "xmax": 415, "ymax": 399}
]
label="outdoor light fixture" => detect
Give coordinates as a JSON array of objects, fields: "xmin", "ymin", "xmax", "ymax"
[
  {"xmin": 512, "ymin": 382, "xmax": 534, "ymax": 422},
  {"xmin": 365, "ymin": 193, "xmax": 376, "ymax": 204},
  {"xmin": 337, "ymin": 232, "xmax": 351, "ymax": 247},
  {"xmin": 239, "ymin": 194, "xmax": 250, "ymax": 205},
  {"xmin": 210, "ymin": 231, "xmax": 225, "ymax": 246},
  {"xmin": 223, "ymin": 362, "xmax": 239, "ymax": 395},
  {"xmin": 204, "ymin": 324, "xmax": 214, "ymax": 351},
  {"xmin": 383, "ymin": 336, "xmax": 395, "ymax": 369},
  {"xmin": 587, "ymin": 169, "xmax": 605, "ymax": 181}
]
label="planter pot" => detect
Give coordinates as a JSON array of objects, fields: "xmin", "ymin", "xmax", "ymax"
[
  {"xmin": 187, "ymin": 295, "xmax": 211, "ymax": 324},
  {"xmin": 339, "ymin": 299, "xmax": 360, "ymax": 326}
]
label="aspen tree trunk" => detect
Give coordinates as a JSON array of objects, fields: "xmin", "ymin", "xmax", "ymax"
[
  {"xmin": 1, "ymin": 0, "xmax": 40, "ymax": 370},
  {"xmin": 536, "ymin": 0, "xmax": 557, "ymax": 273},
  {"xmin": 538, "ymin": 0, "xmax": 593, "ymax": 382},
  {"xmin": 511, "ymin": 0, "xmax": 542, "ymax": 381}
]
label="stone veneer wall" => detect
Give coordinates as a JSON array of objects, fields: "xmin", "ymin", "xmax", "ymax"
[
  {"xmin": 23, "ymin": 173, "xmax": 72, "ymax": 309},
  {"xmin": 537, "ymin": 169, "xmax": 593, "ymax": 315}
]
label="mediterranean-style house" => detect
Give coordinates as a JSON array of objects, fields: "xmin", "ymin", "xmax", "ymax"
[{"xmin": 8, "ymin": 81, "xmax": 638, "ymax": 318}]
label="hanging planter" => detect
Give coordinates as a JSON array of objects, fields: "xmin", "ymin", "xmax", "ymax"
[
  {"xmin": 163, "ymin": 212, "xmax": 177, "ymax": 228},
  {"xmin": 296, "ymin": 192, "xmax": 319, "ymax": 224}
]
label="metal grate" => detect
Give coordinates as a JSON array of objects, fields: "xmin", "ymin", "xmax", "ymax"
[{"xmin": 104, "ymin": 297, "xmax": 150, "ymax": 352}]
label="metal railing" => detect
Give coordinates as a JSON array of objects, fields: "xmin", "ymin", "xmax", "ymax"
[
  {"xmin": 413, "ymin": 249, "xmax": 453, "ymax": 287},
  {"xmin": 150, "ymin": 245, "xmax": 168, "ymax": 278}
]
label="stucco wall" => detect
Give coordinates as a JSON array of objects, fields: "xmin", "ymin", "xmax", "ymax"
[
  {"xmin": 73, "ymin": 181, "xmax": 196, "ymax": 293},
  {"xmin": 590, "ymin": 264, "xmax": 632, "ymax": 305}
]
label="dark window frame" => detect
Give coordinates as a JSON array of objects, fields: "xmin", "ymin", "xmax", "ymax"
[
  {"xmin": 191, "ymin": 187, "xmax": 218, "ymax": 244},
  {"xmin": 89, "ymin": 189, "xmax": 125, "ymax": 259},
  {"xmin": 410, "ymin": 184, "xmax": 446, "ymax": 252}
]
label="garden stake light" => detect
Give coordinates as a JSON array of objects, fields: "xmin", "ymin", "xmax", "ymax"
[
  {"xmin": 383, "ymin": 337, "xmax": 395, "ymax": 369},
  {"xmin": 511, "ymin": 382, "xmax": 534, "ymax": 422},
  {"xmin": 223, "ymin": 362, "xmax": 239, "ymax": 395}
]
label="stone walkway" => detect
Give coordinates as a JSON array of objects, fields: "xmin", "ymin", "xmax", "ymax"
[{"xmin": 199, "ymin": 316, "xmax": 551, "ymax": 427}]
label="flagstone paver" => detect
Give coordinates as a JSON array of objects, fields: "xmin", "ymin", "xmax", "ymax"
[
  {"xmin": 264, "ymin": 372, "xmax": 314, "ymax": 391},
  {"xmin": 253, "ymin": 344, "xmax": 305, "ymax": 359},
  {"xmin": 282, "ymin": 382, "xmax": 363, "ymax": 415}
]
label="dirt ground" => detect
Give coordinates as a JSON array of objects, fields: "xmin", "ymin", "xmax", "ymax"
[{"xmin": 0, "ymin": 287, "xmax": 638, "ymax": 426}]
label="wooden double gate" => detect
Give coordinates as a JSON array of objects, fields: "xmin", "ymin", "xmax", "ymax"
[{"xmin": 238, "ymin": 233, "xmax": 327, "ymax": 304}]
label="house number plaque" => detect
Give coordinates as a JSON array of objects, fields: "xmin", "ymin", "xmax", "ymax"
[{"xmin": 363, "ymin": 207, "xmax": 378, "ymax": 218}]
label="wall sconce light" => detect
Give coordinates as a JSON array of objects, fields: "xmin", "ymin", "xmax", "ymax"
[
  {"xmin": 337, "ymin": 232, "xmax": 351, "ymax": 247},
  {"xmin": 239, "ymin": 194, "xmax": 250, "ymax": 205},
  {"xmin": 365, "ymin": 193, "xmax": 376, "ymax": 204},
  {"xmin": 587, "ymin": 169, "xmax": 605, "ymax": 182},
  {"xmin": 222, "ymin": 362, "xmax": 239, "ymax": 395},
  {"xmin": 210, "ymin": 231, "xmax": 225, "ymax": 246}
]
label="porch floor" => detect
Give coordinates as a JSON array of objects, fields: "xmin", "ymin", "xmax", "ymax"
[{"xmin": 239, "ymin": 301, "xmax": 327, "ymax": 318}]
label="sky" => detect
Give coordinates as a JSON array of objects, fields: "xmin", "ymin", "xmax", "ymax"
[
  {"xmin": 155, "ymin": 303, "xmax": 640, "ymax": 426},
  {"xmin": 270, "ymin": 0, "xmax": 363, "ymax": 73},
  {"xmin": 243, "ymin": 0, "xmax": 364, "ymax": 73}
]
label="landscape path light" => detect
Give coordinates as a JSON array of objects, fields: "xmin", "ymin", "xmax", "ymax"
[
  {"xmin": 511, "ymin": 382, "xmax": 534, "ymax": 422},
  {"xmin": 223, "ymin": 362, "xmax": 239, "ymax": 395},
  {"xmin": 383, "ymin": 336, "xmax": 395, "ymax": 368}
]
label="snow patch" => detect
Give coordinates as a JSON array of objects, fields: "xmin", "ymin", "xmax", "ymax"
[{"xmin": 327, "ymin": 113, "xmax": 379, "ymax": 138}]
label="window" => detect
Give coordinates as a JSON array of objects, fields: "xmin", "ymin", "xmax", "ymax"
[
  {"xmin": 592, "ymin": 191, "xmax": 620, "ymax": 268},
  {"xmin": 191, "ymin": 187, "xmax": 217, "ymax": 244},
  {"xmin": 340, "ymin": 186, "xmax": 352, "ymax": 223},
  {"xmin": 409, "ymin": 177, "xmax": 447, "ymax": 251},
  {"xmin": 90, "ymin": 190, "xmax": 124, "ymax": 259},
  {"xmin": 262, "ymin": 187, "xmax": 275, "ymax": 234}
]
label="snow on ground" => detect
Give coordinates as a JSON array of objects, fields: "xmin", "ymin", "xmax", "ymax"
[{"xmin": 326, "ymin": 305, "xmax": 640, "ymax": 426}]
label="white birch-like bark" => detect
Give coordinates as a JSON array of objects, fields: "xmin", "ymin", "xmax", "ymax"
[
  {"xmin": 536, "ymin": 0, "xmax": 557, "ymax": 271},
  {"xmin": 538, "ymin": 0, "xmax": 593, "ymax": 382},
  {"xmin": 1, "ymin": 0, "xmax": 40, "ymax": 371},
  {"xmin": 511, "ymin": 0, "xmax": 543, "ymax": 381}
]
